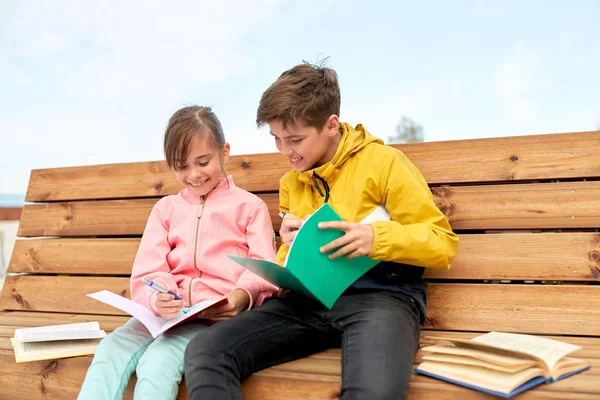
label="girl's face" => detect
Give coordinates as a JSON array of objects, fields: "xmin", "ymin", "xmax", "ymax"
[{"xmin": 173, "ymin": 136, "xmax": 230, "ymax": 196}]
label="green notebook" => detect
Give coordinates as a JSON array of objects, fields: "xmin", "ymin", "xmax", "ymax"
[{"xmin": 229, "ymin": 203, "xmax": 380, "ymax": 308}]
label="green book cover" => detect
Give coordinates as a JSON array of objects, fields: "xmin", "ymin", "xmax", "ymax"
[{"xmin": 229, "ymin": 203, "xmax": 380, "ymax": 308}]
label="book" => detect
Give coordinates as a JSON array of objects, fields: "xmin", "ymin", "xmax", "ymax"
[
  {"xmin": 414, "ymin": 331, "xmax": 591, "ymax": 398},
  {"xmin": 87, "ymin": 290, "xmax": 227, "ymax": 338},
  {"xmin": 229, "ymin": 203, "xmax": 389, "ymax": 309},
  {"xmin": 11, "ymin": 321, "xmax": 106, "ymax": 363}
]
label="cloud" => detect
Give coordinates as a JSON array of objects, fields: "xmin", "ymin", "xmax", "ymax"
[
  {"xmin": 0, "ymin": 0, "xmax": 341, "ymax": 193},
  {"xmin": 495, "ymin": 49, "xmax": 541, "ymax": 125}
]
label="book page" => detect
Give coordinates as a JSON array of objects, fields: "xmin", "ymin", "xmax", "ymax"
[
  {"xmin": 87, "ymin": 290, "xmax": 162, "ymax": 335},
  {"xmin": 12, "ymin": 337, "xmax": 102, "ymax": 363},
  {"xmin": 421, "ymin": 343, "xmax": 537, "ymax": 368},
  {"xmin": 16, "ymin": 329, "xmax": 106, "ymax": 343},
  {"xmin": 472, "ymin": 332, "xmax": 581, "ymax": 372},
  {"xmin": 87, "ymin": 290, "xmax": 228, "ymax": 338},
  {"xmin": 416, "ymin": 360, "xmax": 546, "ymax": 395},
  {"xmin": 14, "ymin": 321, "xmax": 100, "ymax": 341},
  {"xmin": 423, "ymin": 353, "xmax": 534, "ymax": 374}
]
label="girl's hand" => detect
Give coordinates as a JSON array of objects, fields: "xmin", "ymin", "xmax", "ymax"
[
  {"xmin": 318, "ymin": 221, "xmax": 375, "ymax": 260},
  {"xmin": 198, "ymin": 289, "xmax": 250, "ymax": 321},
  {"xmin": 155, "ymin": 293, "xmax": 184, "ymax": 319},
  {"xmin": 280, "ymin": 214, "xmax": 304, "ymax": 246}
]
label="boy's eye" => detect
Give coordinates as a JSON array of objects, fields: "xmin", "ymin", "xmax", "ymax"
[{"xmin": 290, "ymin": 138, "xmax": 303, "ymax": 143}]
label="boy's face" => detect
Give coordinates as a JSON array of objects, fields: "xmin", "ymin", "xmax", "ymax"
[{"xmin": 269, "ymin": 116, "xmax": 340, "ymax": 172}]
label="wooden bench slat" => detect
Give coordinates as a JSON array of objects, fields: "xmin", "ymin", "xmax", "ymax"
[
  {"xmin": 0, "ymin": 276, "xmax": 130, "ymax": 315},
  {"xmin": 17, "ymin": 181, "xmax": 600, "ymax": 237},
  {"xmin": 0, "ymin": 311, "xmax": 129, "ymax": 334},
  {"xmin": 1, "ymin": 329, "xmax": 599, "ymax": 399},
  {"xmin": 425, "ymin": 283, "xmax": 600, "ymax": 336},
  {"xmin": 25, "ymin": 131, "xmax": 600, "ymax": 202},
  {"xmin": 8, "ymin": 232, "xmax": 600, "ymax": 282},
  {"xmin": 2, "ymin": 277, "xmax": 599, "ymax": 335},
  {"xmin": 433, "ymin": 180, "xmax": 600, "ymax": 230},
  {"xmin": 9, "ymin": 238, "xmax": 140, "ymax": 275},
  {"xmin": 0, "ymin": 350, "xmax": 596, "ymax": 400}
]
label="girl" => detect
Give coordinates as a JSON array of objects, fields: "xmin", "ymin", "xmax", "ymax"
[{"xmin": 78, "ymin": 106, "xmax": 280, "ymax": 399}]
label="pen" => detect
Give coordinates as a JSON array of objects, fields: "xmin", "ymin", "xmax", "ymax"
[
  {"xmin": 141, "ymin": 277, "xmax": 183, "ymax": 300},
  {"xmin": 279, "ymin": 212, "xmax": 286, "ymax": 218}
]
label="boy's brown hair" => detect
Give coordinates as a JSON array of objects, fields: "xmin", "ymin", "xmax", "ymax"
[{"xmin": 256, "ymin": 60, "xmax": 341, "ymax": 130}]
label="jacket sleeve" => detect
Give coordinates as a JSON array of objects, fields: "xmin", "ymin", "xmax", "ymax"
[
  {"xmin": 235, "ymin": 201, "xmax": 281, "ymax": 309},
  {"xmin": 368, "ymin": 153, "xmax": 459, "ymax": 270},
  {"xmin": 130, "ymin": 199, "xmax": 181, "ymax": 314},
  {"xmin": 275, "ymin": 178, "xmax": 290, "ymax": 266}
]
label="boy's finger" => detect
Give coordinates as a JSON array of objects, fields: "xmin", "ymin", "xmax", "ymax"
[
  {"xmin": 328, "ymin": 240, "xmax": 359, "ymax": 260},
  {"xmin": 318, "ymin": 221, "xmax": 353, "ymax": 230},
  {"xmin": 320, "ymin": 234, "xmax": 353, "ymax": 254}
]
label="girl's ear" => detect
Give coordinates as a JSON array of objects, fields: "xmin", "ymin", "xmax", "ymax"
[{"xmin": 221, "ymin": 142, "xmax": 231, "ymax": 163}]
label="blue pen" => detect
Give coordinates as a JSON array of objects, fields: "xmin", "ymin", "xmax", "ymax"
[{"xmin": 141, "ymin": 277, "xmax": 183, "ymax": 300}]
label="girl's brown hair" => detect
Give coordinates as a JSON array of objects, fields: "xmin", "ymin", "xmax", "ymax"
[{"xmin": 163, "ymin": 106, "xmax": 226, "ymax": 170}]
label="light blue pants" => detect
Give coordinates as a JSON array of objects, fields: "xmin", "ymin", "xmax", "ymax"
[{"xmin": 78, "ymin": 317, "xmax": 206, "ymax": 400}]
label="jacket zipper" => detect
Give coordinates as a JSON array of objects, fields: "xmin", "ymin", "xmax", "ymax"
[{"xmin": 189, "ymin": 197, "xmax": 205, "ymax": 304}]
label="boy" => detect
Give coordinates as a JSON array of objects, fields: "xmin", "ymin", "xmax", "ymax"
[{"xmin": 184, "ymin": 62, "xmax": 459, "ymax": 400}]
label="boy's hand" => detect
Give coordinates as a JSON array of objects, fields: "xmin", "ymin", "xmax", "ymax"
[
  {"xmin": 198, "ymin": 289, "xmax": 250, "ymax": 321},
  {"xmin": 280, "ymin": 214, "xmax": 304, "ymax": 246},
  {"xmin": 155, "ymin": 293, "xmax": 184, "ymax": 319},
  {"xmin": 318, "ymin": 221, "xmax": 374, "ymax": 260}
]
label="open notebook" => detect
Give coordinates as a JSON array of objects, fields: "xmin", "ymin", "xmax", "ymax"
[
  {"xmin": 87, "ymin": 290, "xmax": 227, "ymax": 338},
  {"xmin": 229, "ymin": 203, "xmax": 389, "ymax": 308},
  {"xmin": 414, "ymin": 332, "xmax": 591, "ymax": 398}
]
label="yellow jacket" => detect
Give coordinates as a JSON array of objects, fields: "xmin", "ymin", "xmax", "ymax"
[{"xmin": 276, "ymin": 122, "xmax": 458, "ymax": 272}]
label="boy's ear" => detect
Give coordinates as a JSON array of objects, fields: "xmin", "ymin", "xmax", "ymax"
[
  {"xmin": 221, "ymin": 142, "xmax": 231, "ymax": 163},
  {"xmin": 325, "ymin": 114, "xmax": 340, "ymax": 136}
]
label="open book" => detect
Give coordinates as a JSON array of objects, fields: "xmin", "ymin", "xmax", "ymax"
[
  {"xmin": 229, "ymin": 203, "xmax": 389, "ymax": 309},
  {"xmin": 414, "ymin": 332, "xmax": 591, "ymax": 398},
  {"xmin": 11, "ymin": 321, "xmax": 106, "ymax": 363},
  {"xmin": 87, "ymin": 290, "xmax": 227, "ymax": 338}
]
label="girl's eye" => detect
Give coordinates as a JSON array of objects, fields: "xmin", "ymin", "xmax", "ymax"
[
  {"xmin": 177, "ymin": 165, "xmax": 188, "ymax": 171},
  {"xmin": 199, "ymin": 162, "xmax": 209, "ymax": 167}
]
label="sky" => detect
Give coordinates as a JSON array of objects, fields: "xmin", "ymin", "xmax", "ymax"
[{"xmin": 1, "ymin": 0, "xmax": 599, "ymax": 196}]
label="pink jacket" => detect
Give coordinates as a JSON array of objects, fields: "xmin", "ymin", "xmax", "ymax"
[{"xmin": 130, "ymin": 175, "xmax": 280, "ymax": 315}]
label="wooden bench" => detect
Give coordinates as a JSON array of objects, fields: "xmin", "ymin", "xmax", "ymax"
[{"xmin": 1, "ymin": 130, "xmax": 599, "ymax": 399}]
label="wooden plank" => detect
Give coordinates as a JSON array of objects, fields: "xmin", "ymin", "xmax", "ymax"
[
  {"xmin": 17, "ymin": 181, "xmax": 600, "ymax": 237},
  {"xmin": 0, "ymin": 311, "xmax": 129, "ymax": 334},
  {"xmin": 8, "ymin": 232, "xmax": 600, "ymax": 282},
  {"xmin": 1, "ymin": 330, "xmax": 598, "ymax": 399},
  {"xmin": 0, "ymin": 207, "xmax": 22, "ymax": 221},
  {"xmin": 425, "ymin": 284, "xmax": 600, "ymax": 336},
  {"xmin": 434, "ymin": 180, "xmax": 600, "ymax": 230},
  {"xmin": 1, "ymin": 276, "xmax": 599, "ymax": 335},
  {"xmin": 8, "ymin": 238, "xmax": 140, "ymax": 275},
  {"xmin": 17, "ymin": 199, "xmax": 157, "ymax": 237},
  {"xmin": 17, "ymin": 195, "xmax": 280, "ymax": 237},
  {"xmin": 425, "ymin": 232, "xmax": 600, "ymax": 282},
  {"xmin": 25, "ymin": 131, "xmax": 600, "ymax": 202},
  {"xmin": 0, "ymin": 276, "xmax": 130, "ymax": 315}
]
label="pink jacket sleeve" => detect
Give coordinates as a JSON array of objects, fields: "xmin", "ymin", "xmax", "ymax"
[
  {"xmin": 130, "ymin": 199, "xmax": 180, "ymax": 315},
  {"xmin": 235, "ymin": 201, "xmax": 281, "ymax": 309}
]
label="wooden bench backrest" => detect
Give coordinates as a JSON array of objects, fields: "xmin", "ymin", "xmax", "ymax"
[{"xmin": 2, "ymin": 131, "xmax": 599, "ymax": 337}]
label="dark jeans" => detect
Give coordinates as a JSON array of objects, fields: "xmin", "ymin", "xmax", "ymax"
[{"xmin": 184, "ymin": 289, "xmax": 421, "ymax": 400}]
